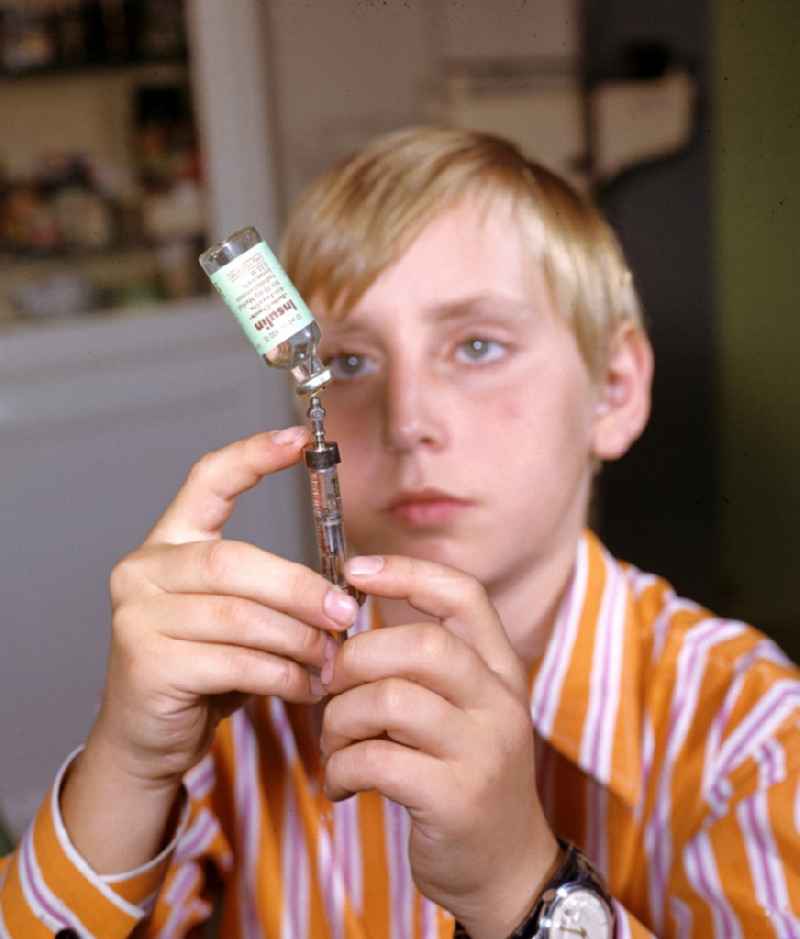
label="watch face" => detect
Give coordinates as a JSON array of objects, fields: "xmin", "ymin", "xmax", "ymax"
[{"xmin": 548, "ymin": 886, "xmax": 613, "ymax": 938}]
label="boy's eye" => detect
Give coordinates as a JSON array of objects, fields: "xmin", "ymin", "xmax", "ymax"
[
  {"xmin": 455, "ymin": 337, "xmax": 506, "ymax": 364},
  {"xmin": 327, "ymin": 352, "xmax": 377, "ymax": 380}
]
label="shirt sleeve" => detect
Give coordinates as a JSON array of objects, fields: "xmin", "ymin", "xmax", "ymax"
[
  {"xmin": 608, "ymin": 752, "xmax": 800, "ymax": 939},
  {"xmin": 682, "ymin": 720, "xmax": 798, "ymax": 937},
  {"xmin": 0, "ymin": 748, "xmax": 230, "ymax": 939},
  {"xmin": 561, "ymin": 744, "xmax": 800, "ymax": 939},
  {"xmin": 660, "ymin": 706, "xmax": 800, "ymax": 936}
]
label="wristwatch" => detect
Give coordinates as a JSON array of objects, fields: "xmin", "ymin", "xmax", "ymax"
[{"xmin": 454, "ymin": 839, "xmax": 616, "ymax": 939}]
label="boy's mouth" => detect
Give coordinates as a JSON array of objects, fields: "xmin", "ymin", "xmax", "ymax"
[{"xmin": 386, "ymin": 488, "xmax": 473, "ymax": 527}]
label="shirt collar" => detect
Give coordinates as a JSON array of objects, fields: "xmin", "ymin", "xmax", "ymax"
[{"xmin": 528, "ymin": 530, "xmax": 644, "ymax": 808}]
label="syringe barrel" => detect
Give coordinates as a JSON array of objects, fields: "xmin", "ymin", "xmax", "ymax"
[
  {"xmin": 304, "ymin": 442, "xmax": 364, "ymax": 607},
  {"xmin": 307, "ymin": 465, "xmax": 348, "ymax": 589}
]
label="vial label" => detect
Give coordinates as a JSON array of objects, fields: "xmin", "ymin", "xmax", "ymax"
[{"xmin": 210, "ymin": 240, "xmax": 314, "ymax": 355}]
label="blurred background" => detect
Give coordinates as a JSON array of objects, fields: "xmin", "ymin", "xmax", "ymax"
[{"xmin": 1, "ymin": 0, "xmax": 798, "ymax": 843}]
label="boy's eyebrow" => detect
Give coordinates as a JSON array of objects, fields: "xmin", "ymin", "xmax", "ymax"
[
  {"xmin": 320, "ymin": 292, "xmax": 531, "ymax": 340},
  {"xmin": 421, "ymin": 292, "xmax": 531, "ymax": 322}
]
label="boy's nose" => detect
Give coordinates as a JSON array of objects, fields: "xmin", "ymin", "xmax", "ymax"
[{"xmin": 381, "ymin": 365, "xmax": 447, "ymax": 453}]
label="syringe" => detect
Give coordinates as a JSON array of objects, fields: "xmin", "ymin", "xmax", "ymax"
[
  {"xmin": 304, "ymin": 394, "xmax": 365, "ymax": 613},
  {"xmin": 198, "ymin": 226, "xmax": 365, "ymax": 619}
]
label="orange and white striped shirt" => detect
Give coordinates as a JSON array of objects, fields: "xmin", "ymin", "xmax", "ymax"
[{"xmin": 2, "ymin": 531, "xmax": 799, "ymax": 938}]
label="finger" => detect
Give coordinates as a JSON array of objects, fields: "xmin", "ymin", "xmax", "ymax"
[
  {"xmin": 123, "ymin": 593, "xmax": 339, "ymax": 671},
  {"xmin": 146, "ymin": 427, "xmax": 310, "ymax": 546},
  {"xmin": 345, "ymin": 555, "xmax": 523, "ymax": 690},
  {"xmin": 326, "ymin": 624, "xmax": 496, "ymax": 710},
  {"xmin": 165, "ymin": 637, "xmax": 325, "ymax": 703},
  {"xmin": 324, "ymin": 738, "xmax": 446, "ymax": 806},
  {"xmin": 321, "ymin": 677, "xmax": 467, "ymax": 761},
  {"xmin": 116, "ymin": 539, "xmax": 358, "ymax": 633}
]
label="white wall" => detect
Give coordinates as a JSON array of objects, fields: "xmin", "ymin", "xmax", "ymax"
[
  {"xmin": 266, "ymin": 0, "xmax": 579, "ymax": 204},
  {"xmin": 438, "ymin": 0, "xmax": 579, "ymax": 60}
]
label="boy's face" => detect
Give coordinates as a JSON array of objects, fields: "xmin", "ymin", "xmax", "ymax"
[{"xmin": 313, "ymin": 198, "xmax": 600, "ymax": 593}]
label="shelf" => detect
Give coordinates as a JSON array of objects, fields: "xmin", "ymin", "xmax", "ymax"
[
  {"xmin": 0, "ymin": 53, "xmax": 188, "ymax": 84},
  {"xmin": 0, "ymin": 242, "xmax": 210, "ymax": 326},
  {"xmin": 0, "ymin": 241, "xmax": 154, "ymax": 266}
]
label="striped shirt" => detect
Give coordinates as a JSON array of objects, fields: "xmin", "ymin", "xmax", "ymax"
[{"xmin": 2, "ymin": 530, "xmax": 799, "ymax": 938}]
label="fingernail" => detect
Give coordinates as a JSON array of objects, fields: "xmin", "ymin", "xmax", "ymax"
[
  {"xmin": 272, "ymin": 425, "xmax": 307, "ymax": 446},
  {"xmin": 321, "ymin": 641, "xmax": 336, "ymax": 687},
  {"xmin": 309, "ymin": 673, "xmax": 325, "ymax": 699},
  {"xmin": 324, "ymin": 588, "xmax": 358, "ymax": 627},
  {"xmin": 347, "ymin": 555, "xmax": 384, "ymax": 576}
]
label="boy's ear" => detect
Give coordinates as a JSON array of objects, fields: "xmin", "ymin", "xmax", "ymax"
[{"xmin": 590, "ymin": 323, "xmax": 653, "ymax": 462}]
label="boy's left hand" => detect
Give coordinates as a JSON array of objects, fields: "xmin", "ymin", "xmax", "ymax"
[{"xmin": 320, "ymin": 555, "xmax": 559, "ymax": 939}]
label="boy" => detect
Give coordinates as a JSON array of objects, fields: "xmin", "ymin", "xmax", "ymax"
[{"xmin": 1, "ymin": 127, "xmax": 798, "ymax": 938}]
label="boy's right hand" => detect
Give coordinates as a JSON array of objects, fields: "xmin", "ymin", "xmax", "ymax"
[{"xmin": 87, "ymin": 426, "xmax": 358, "ymax": 790}]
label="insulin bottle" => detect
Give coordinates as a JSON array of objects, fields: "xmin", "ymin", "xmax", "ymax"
[{"xmin": 198, "ymin": 226, "xmax": 331, "ymax": 395}]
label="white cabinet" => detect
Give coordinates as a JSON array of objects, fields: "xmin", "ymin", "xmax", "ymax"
[{"xmin": 0, "ymin": 301, "xmax": 312, "ymax": 835}]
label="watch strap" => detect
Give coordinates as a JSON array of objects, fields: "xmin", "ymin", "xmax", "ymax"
[{"xmin": 453, "ymin": 839, "xmax": 614, "ymax": 939}]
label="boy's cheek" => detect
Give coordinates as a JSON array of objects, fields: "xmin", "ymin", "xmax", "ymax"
[{"xmin": 490, "ymin": 393, "xmax": 523, "ymax": 423}]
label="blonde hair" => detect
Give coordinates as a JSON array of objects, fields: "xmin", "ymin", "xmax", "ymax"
[{"xmin": 280, "ymin": 126, "xmax": 643, "ymax": 378}]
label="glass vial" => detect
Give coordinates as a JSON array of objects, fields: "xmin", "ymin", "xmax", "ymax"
[{"xmin": 199, "ymin": 226, "xmax": 331, "ymax": 395}]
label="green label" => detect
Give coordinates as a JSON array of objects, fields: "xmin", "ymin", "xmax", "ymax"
[{"xmin": 210, "ymin": 241, "xmax": 314, "ymax": 354}]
